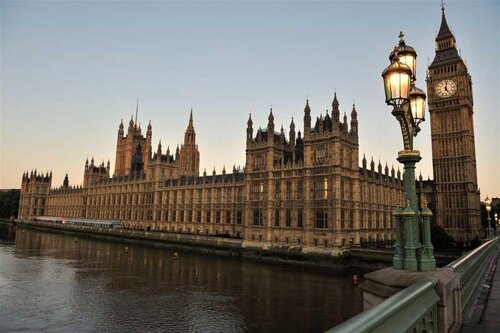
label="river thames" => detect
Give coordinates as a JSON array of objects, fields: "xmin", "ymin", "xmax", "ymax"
[{"xmin": 0, "ymin": 224, "xmax": 366, "ymax": 332}]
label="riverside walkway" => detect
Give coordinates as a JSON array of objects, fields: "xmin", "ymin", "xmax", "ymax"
[{"xmin": 462, "ymin": 252, "xmax": 500, "ymax": 332}]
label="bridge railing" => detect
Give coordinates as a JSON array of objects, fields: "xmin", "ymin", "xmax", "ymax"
[
  {"xmin": 328, "ymin": 236, "xmax": 499, "ymax": 333},
  {"xmin": 326, "ymin": 277, "xmax": 439, "ymax": 333},
  {"xmin": 446, "ymin": 236, "xmax": 499, "ymax": 317}
]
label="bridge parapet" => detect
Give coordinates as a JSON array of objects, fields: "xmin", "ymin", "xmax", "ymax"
[
  {"xmin": 446, "ymin": 237, "xmax": 499, "ymax": 323},
  {"xmin": 326, "ymin": 277, "xmax": 439, "ymax": 333},
  {"xmin": 328, "ymin": 236, "xmax": 499, "ymax": 333}
]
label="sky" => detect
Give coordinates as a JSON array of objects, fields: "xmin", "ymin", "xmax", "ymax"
[{"xmin": 1, "ymin": 0, "xmax": 499, "ymax": 198}]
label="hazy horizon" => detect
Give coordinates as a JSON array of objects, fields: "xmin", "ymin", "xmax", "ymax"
[{"xmin": 1, "ymin": 0, "xmax": 499, "ymax": 198}]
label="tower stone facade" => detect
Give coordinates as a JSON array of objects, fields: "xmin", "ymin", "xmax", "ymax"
[
  {"xmin": 178, "ymin": 110, "xmax": 200, "ymax": 178},
  {"xmin": 18, "ymin": 170, "xmax": 52, "ymax": 220},
  {"xmin": 113, "ymin": 115, "xmax": 151, "ymax": 178},
  {"xmin": 426, "ymin": 8, "xmax": 481, "ymax": 241}
]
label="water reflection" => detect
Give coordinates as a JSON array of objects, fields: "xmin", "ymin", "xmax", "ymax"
[{"xmin": 0, "ymin": 225, "xmax": 365, "ymax": 332}]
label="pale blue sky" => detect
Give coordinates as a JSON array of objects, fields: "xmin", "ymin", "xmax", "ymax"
[{"xmin": 1, "ymin": 0, "xmax": 499, "ymax": 198}]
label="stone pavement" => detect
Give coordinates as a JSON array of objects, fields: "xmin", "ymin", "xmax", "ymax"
[{"xmin": 462, "ymin": 253, "xmax": 500, "ymax": 332}]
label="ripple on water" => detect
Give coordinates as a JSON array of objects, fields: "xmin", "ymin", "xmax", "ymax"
[{"xmin": 0, "ymin": 225, "xmax": 365, "ymax": 332}]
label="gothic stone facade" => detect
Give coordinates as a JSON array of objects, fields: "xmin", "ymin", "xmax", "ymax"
[{"xmin": 18, "ymin": 95, "xmax": 405, "ymax": 255}]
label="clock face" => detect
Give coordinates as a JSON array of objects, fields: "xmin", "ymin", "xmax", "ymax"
[{"xmin": 435, "ymin": 79, "xmax": 457, "ymax": 98}]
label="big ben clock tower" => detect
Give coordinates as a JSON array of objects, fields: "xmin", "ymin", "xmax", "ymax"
[{"xmin": 426, "ymin": 6, "xmax": 481, "ymax": 242}]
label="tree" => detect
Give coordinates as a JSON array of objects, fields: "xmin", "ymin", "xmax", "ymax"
[
  {"xmin": 0, "ymin": 189, "xmax": 20, "ymax": 218},
  {"xmin": 431, "ymin": 224, "xmax": 456, "ymax": 250}
]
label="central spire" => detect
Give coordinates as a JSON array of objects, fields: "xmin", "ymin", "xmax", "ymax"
[{"xmin": 184, "ymin": 109, "xmax": 196, "ymax": 145}]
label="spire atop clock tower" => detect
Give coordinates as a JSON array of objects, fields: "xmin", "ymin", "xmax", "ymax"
[
  {"xmin": 429, "ymin": 5, "xmax": 460, "ymax": 69},
  {"xmin": 437, "ymin": 3, "xmax": 453, "ymax": 41}
]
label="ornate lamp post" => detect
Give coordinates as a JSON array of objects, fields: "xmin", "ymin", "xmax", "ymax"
[
  {"xmin": 484, "ymin": 196, "xmax": 492, "ymax": 239},
  {"xmin": 382, "ymin": 32, "xmax": 436, "ymax": 272}
]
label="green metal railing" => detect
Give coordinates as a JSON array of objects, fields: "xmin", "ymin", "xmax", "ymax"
[
  {"xmin": 326, "ymin": 278, "xmax": 439, "ymax": 333},
  {"xmin": 446, "ymin": 236, "xmax": 499, "ymax": 315},
  {"xmin": 328, "ymin": 236, "xmax": 499, "ymax": 333}
]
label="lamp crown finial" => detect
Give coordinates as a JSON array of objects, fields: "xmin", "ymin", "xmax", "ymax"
[{"xmin": 398, "ymin": 31, "xmax": 406, "ymax": 46}]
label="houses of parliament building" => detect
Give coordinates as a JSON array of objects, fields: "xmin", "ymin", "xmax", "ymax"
[{"xmin": 18, "ymin": 8, "xmax": 481, "ymax": 253}]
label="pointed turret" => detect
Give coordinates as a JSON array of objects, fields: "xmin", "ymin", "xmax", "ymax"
[
  {"xmin": 147, "ymin": 120, "xmax": 152, "ymax": 137},
  {"xmin": 362, "ymin": 154, "xmax": 367, "ymax": 169},
  {"xmin": 279, "ymin": 125, "xmax": 285, "ymax": 144},
  {"xmin": 268, "ymin": 108, "xmax": 274, "ymax": 125},
  {"xmin": 63, "ymin": 174, "xmax": 69, "ymax": 188},
  {"xmin": 157, "ymin": 140, "xmax": 162, "ymax": 156},
  {"xmin": 247, "ymin": 113, "xmax": 253, "ymax": 145},
  {"xmin": 350, "ymin": 103, "xmax": 358, "ymax": 135},
  {"xmin": 289, "ymin": 117, "xmax": 296, "ymax": 153},
  {"xmin": 128, "ymin": 115, "xmax": 134, "ymax": 132},
  {"xmin": 332, "ymin": 92, "xmax": 340, "ymax": 123},
  {"xmin": 118, "ymin": 119, "xmax": 124, "ymax": 136},
  {"xmin": 267, "ymin": 108, "xmax": 275, "ymax": 144},
  {"xmin": 304, "ymin": 99, "xmax": 311, "ymax": 138}
]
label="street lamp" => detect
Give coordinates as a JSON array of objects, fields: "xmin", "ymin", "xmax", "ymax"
[
  {"xmin": 494, "ymin": 213, "xmax": 498, "ymax": 236},
  {"xmin": 382, "ymin": 31, "xmax": 435, "ymax": 272},
  {"xmin": 484, "ymin": 196, "xmax": 492, "ymax": 239}
]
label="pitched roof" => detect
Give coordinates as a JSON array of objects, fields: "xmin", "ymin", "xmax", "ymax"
[{"xmin": 436, "ymin": 9, "xmax": 453, "ymax": 41}]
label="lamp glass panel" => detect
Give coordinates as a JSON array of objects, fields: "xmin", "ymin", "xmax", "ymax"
[
  {"xmin": 388, "ymin": 70, "xmax": 410, "ymax": 102},
  {"xmin": 399, "ymin": 54, "xmax": 416, "ymax": 77},
  {"xmin": 410, "ymin": 95, "xmax": 426, "ymax": 122},
  {"xmin": 384, "ymin": 75, "xmax": 392, "ymax": 102}
]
